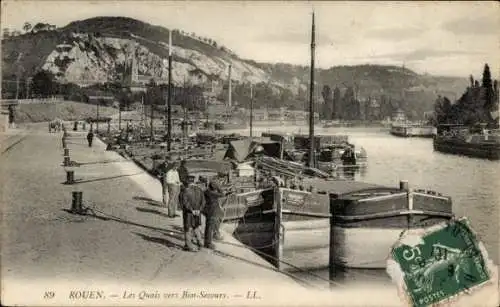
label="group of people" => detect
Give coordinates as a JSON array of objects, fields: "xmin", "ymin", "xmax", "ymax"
[{"xmin": 160, "ymin": 159, "xmax": 232, "ymax": 252}]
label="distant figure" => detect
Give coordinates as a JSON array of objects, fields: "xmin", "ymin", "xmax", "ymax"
[
  {"xmin": 181, "ymin": 182, "xmax": 206, "ymax": 252},
  {"xmin": 165, "ymin": 162, "xmax": 182, "ymax": 218},
  {"xmin": 160, "ymin": 158, "xmax": 171, "ymax": 207},
  {"xmin": 203, "ymin": 180, "xmax": 226, "ymax": 249},
  {"xmin": 178, "ymin": 160, "xmax": 190, "ymax": 187},
  {"xmin": 341, "ymin": 146, "xmax": 356, "ymax": 165},
  {"xmin": 87, "ymin": 130, "xmax": 94, "ymax": 147}
]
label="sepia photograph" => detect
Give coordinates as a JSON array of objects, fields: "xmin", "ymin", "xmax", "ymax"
[{"xmin": 1, "ymin": 1, "xmax": 499, "ymax": 306}]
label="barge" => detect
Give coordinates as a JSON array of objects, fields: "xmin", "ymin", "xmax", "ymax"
[
  {"xmin": 261, "ymin": 132, "xmax": 368, "ymax": 172},
  {"xmin": 390, "ymin": 122, "xmax": 436, "ymax": 138},
  {"xmin": 221, "ymin": 177, "xmax": 453, "ymax": 270},
  {"xmin": 433, "ymin": 124, "xmax": 500, "ymax": 160}
]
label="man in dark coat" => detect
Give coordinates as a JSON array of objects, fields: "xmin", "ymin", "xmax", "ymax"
[
  {"xmin": 87, "ymin": 130, "xmax": 94, "ymax": 147},
  {"xmin": 341, "ymin": 146, "xmax": 356, "ymax": 165},
  {"xmin": 203, "ymin": 181, "xmax": 226, "ymax": 249},
  {"xmin": 181, "ymin": 182, "xmax": 206, "ymax": 252},
  {"xmin": 178, "ymin": 160, "xmax": 190, "ymax": 187}
]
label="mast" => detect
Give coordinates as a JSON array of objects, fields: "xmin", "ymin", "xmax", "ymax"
[
  {"xmin": 228, "ymin": 64, "xmax": 232, "ymax": 108},
  {"xmin": 167, "ymin": 30, "xmax": 173, "ymax": 151},
  {"xmin": 308, "ymin": 11, "xmax": 316, "ymax": 168},
  {"xmin": 250, "ymin": 84, "xmax": 254, "ymax": 137}
]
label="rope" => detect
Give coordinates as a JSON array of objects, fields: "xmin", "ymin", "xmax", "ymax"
[{"xmin": 70, "ymin": 200, "xmax": 338, "ymax": 288}]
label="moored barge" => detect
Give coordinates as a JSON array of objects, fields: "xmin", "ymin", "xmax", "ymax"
[
  {"xmin": 390, "ymin": 121, "xmax": 436, "ymax": 138},
  {"xmin": 433, "ymin": 124, "xmax": 500, "ymax": 160}
]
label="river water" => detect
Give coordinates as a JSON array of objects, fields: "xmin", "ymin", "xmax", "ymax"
[{"xmin": 226, "ymin": 125, "xmax": 500, "ymax": 288}]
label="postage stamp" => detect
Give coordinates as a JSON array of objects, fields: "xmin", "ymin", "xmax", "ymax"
[{"xmin": 387, "ymin": 217, "xmax": 497, "ymax": 307}]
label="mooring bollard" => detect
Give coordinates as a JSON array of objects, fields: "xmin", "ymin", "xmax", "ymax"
[
  {"xmin": 71, "ymin": 191, "xmax": 83, "ymax": 214},
  {"xmin": 400, "ymin": 180, "xmax": 409, "ymax": 191},
  {"xmin": 66, "ymin": 170, "xmax": 75, "ymax": 184}
]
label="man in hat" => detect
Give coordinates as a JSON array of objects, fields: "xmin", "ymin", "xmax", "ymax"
[
  {"xmin": 87, "ymin": 130, "xmax": 94, "ymax": 147},
  {"xmin": 178, "ymin": 159, "xmax": 190, "ymax": 187},
  {"xmin": 203, "ymin": 180, "xmax": 226, "ymax": 249},
  {"xmin": 160, "ymin": 157, "xmax": 172, "ymax": 209},
  {"xmin": 181, "ymin": 181, "xmax": 205, "ymax": 252},
  {"xmin": 164, "ymin": 161, "xmax": 182, "ymax": 217},
  {"xmin": 341, "ymin": 145, "xmax": 356, "ymax": 166},
  {"xmin": 203, "ymin": 171, "xmax": 233, "ymax": 246}
]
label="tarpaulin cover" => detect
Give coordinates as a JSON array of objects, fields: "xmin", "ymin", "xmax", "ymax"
[{"xmin": 224, "ymin": 137, "xmax": 281, "ymax": 162}]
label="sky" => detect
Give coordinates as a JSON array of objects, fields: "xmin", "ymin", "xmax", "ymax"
[{"xmin": 2, "ymin": 1, "xmax": 499, "ymax": 78}]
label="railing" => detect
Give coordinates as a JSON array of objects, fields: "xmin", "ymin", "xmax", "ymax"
[{"xmin": 1, "ymin": 98, "xmax": 60, "ymax": 105}]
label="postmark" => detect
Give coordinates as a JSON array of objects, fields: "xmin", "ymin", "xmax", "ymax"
[{"xmin": 387, "ymin": 217, "xmax": 497, "ymax": 307}]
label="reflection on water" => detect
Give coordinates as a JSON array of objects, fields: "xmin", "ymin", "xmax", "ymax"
[{"xmin": 226, "ymin": 125, "xmax": 499, "ymax": 287}]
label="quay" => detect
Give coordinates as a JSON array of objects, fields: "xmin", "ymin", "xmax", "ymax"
[
  {"xmin": 2, "ymin": 123, "xmax": 499, "ymax": 307},
  {"xmin": 0, "ymin": 123, "xmax": 309, "ymax": 300}
]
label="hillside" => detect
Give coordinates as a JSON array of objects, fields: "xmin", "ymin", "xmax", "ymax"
[{"xmin": 2, "ymin": 16, "xmax": 468, "ymax": 115}]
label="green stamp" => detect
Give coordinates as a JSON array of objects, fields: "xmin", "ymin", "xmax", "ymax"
[{"xmin": 387, "ymin": 217, "xmax": 495, "ymax": 307}]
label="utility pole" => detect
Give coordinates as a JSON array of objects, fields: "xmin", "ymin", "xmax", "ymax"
[
  {"xmin": 250, "ymin": 84, "xmax": 254, "ymax": 138},
  {"xmin": 228, "ymin": 64, "xmax": 232, "ymax": 108},
  {"xmin": 141, "ymin": 94, "xmax": 145, "ymax": 129},
  {"xmin": 308, "ymin": 11, "xmax": 316, "ymax": 168},
  {"xmin": 96, "ymin": 100, "xmax": 100, "ymax": 133},
  {"xmin": 15, "ymin": 77, "xmax": 20, "ymax": 101},
  {"xmin": 118, "ymin": 98, "xmax": 122, "ymax": 131},
  {"xmin": 150, "ymin": 91, "xmax": 154, "ymax": 140},
  {"xmin": 26, "ymin": 77, "xmax": 31, "ymax": 99},
  {"xmin": 167, "ymin": 29, "xmax": 173, "ymax": 151},
  {"xmin": 15, "ymin": 53, "xmax": 23, "ymax": 101}
]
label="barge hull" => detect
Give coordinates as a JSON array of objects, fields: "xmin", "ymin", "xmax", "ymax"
[{"xmin": 433, "ymin": 138, "xmax": 500, "ymax": 160}]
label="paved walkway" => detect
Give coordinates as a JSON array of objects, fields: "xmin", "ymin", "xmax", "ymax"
[{"xmin": 1, "ymin": 125, "xmax": 317, "ymax": 303}]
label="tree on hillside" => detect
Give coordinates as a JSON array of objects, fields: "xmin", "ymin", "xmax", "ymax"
[
  {"xmin": 31, "ymin": 70, "xmax": 56, "ymax": 98},
  {"xmin": 321, "ymin": 85, "xmax": 332, "ymax": 120},
  {"xmin": 342, "ymin": 87, "xmax": 356, "ymax": 120},
  {"xmin": 332, "ymin": 87, "xmax": 341, "ymax": 119},
  {"xmin": 145, "ymin": 79, "xmax": 163, "ymax": 106},
  {"xmin": 23, "ymin": 22, "xmax": 32, "ymax": 33},
  {"xmin": 482, "ymin": 64, "xmax": 495, "ymax": 113},
  {"xmin": 117, "ymin": 88, "xmax": 133, "ymax": 111}
]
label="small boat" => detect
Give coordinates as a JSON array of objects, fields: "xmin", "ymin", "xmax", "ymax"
[
  {"xmin": 291, "ymin": 134, "xmax": 368, "ymax": 172},
  {"xmin": 390, "ymin": 121, "xmax": 437, "ymax": 138},
  {"xmin": 323, "ymin": 120, "xmax": 342, "ymax": 128},
  {"xmin": 316, "ymin": 143, "xmax": 368, "ymax": 173},
  {"xmin": 433, "ymin": 124, "xmax": 500, "ymax": 160}
]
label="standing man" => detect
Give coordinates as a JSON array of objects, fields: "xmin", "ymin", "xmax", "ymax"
[
  {"xmin": 87, "ymin": 130, "xmax": 94, "ymax": 147},
  {"xmin": 203, "ymin": 181, "xmax": 226, "ymax": 249},
  {"xmin": 165, "ymin": 162, "xmax": 182, "ymax": 217},
  {"xmin": 160, "ymin": 157, "xmax": 171, "ymax": 209},
  {"xmin": 181, "ymin": 181, "xmax": 205, "ymax": 252},
  {"xmin": 341, "ymin": 146, "xmax": 356, "ymax": 165},
  {"xmin": 178, "ymin": 160, "xmax": 190, "ymax": 187}
]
